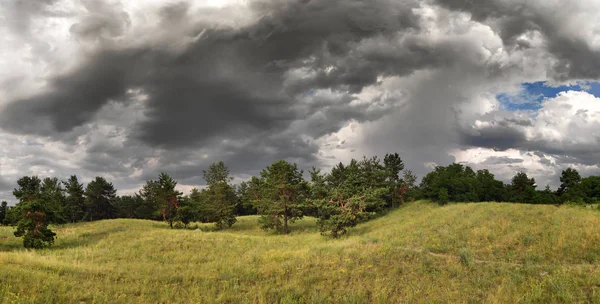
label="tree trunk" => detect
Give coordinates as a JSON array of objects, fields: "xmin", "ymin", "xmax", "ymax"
[{"xmin": 283, "ymin": 212, "xmax": 289, "ymax": 234}]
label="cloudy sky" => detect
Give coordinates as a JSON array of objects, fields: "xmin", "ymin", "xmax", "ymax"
[{"xmin": 1, "ymin": 0, "xmax": 600, "ymax": 201}]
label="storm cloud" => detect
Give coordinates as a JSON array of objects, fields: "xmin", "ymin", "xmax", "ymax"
[{"xmin": 1, "ymin": 0, "xmax": 600, "ymax": 200}]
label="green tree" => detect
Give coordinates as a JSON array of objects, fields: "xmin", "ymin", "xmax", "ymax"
[
  {"xmin": 557, "ymin": 168, "xmax": 581, "ymax": 196},
  {"xmin": 0, "ymin": 201, "xmax": 7, "ymax": 225},
  {"xmin": 383, "ymin": 153, "xmax": 405, "ymax": 207},
  {"xmin": 475, "ymin": 169, "xmax": 506, "ymax": 202},
  {"xmin": 510, "ymin": 172, "xmax": 537, "ymax": 203},
  {"xmin": 63, "ymin": 175, "xmax": 85, "ymax": 222},
  {"xmin": 140, "ymin": 173, "xmax": 182, "ymax": 228},
  {"xmin": 13, "ymin": 199, "xmax": 57, "ymax": 248},
  {"xmin": 114, "ymin": 195, "xmax": 145, "ymax": 218},
  {"xmin": 12, "ymin": 176, "xmax": 57, "ymax": 248},
  {"xmin": 420, "ymin": 163, "xmax": 478, "ymax": 203},
  {"xmin": 202, "ymin": 161, "xmax": 237, "ymax": 229},
  {"xmin": 13, "ymin": 176, "xmax": 42, "ymax": 203},
  {"xmin": 235, "ymin": 181, "xmax": 258, "ymax": 215},
  {"xmin": 401, "ymin": 170, "xmax": 419, "ymax": 202},
  {"xmin": 40, "ymin": 177, "xmax": 66, "ymax": 223},
  {"xmin": 84, "ymin": 177, "xmax": 117, "ymax": 221},
  {"xmin": 254, "ymin": 160, "xmax": 308, "ymax": 234},
  {"xmin": 316, "ymin": 158, "xmax": 388, "ymax": 238},
  {"xmin": 579, "ymin": 176, "xmax": 600, "ymax": 204}
]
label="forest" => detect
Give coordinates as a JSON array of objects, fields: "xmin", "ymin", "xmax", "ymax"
[{"xmin": 1, "ymin": 153, "xmax": 599, "ymax": 248}]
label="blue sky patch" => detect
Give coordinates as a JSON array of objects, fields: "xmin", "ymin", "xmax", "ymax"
[{"xmin": 497, "ymin": 81, "xmax": 600, "ymax": 111}]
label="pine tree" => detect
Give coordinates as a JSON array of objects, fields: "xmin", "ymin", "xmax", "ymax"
[
  {"xmin": 63, "ymin": 176, "xmax": 85, "ymax": 222},
  {"xmin": 254, "ymin": 160, "xmax": 308, "ymax": 234}
]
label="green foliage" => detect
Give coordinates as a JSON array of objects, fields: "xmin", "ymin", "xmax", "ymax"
[
  {"xmin": 421, "ymin": 163, "xmax": 480, "ymax": 203},
  {"xmin": 475, "ymin": 169, "xmax": 505, "ymax": 202},
  {"xmin": 510, "ymin": 172, "xmax": 537, "ymax": 203},
  {"xmin": 13, "ymin": 199, "xmax": 56, "ymax": 248},
  {"xmin": 383, "ymin": 153, "xmax": 405, "ymax": 207},
  {"xmin": 175, "ymin": 205, "xmax": 196, "ymax": 228},
  {"xmin": 202, "ymin": 162, "xmax": 237, "ymax": 229},
  {"xmin": 254, "ymin": 160, "xmax": 308, "ymax": 234},
  {"xmin": 114, "ymin": 195, "xmax": 146, "ymax": 219},
  {"xmin": 557, "ymin": 168, "xmax": 581, "ymax": 196},
  {"xmin": 63, "ymin": 175, "xmax": 85, "ymax": 223},
  {"xmin": 235, "ymin": 179, "xmax": 259, "ymax": 215},
  {"xmin": 314, "ymin": 156, "xmax": 390, "ymax": 238},
  {"xmin": 0, "ymin": 201, "xmax": 7, "ymax": 225},
  {"xmin": 140, "ymin": 173, "xmax": 182, "ymax": 228},
  {"xmin": 84, "ymin": 177, "xmax": 117, "ymax": 221},
  {"xmin": 438, "ymin": 188, "xmax": 449, "ymax": 205},
  {"xmin": 13, "ymin": 176, "xmax": 42, "ymax": 203},
  {"xmin": 40, "ymin": 177, "xmax": 66, "ymax": 223}
]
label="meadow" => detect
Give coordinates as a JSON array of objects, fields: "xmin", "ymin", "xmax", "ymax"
[{"xmin": 2, "ymin": 201, "xmax": 600, "ymax": 303}]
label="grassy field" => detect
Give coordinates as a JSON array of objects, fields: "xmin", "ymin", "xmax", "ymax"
[{"xmin": 2, "ymin": 201, "xmax": 600, "ymax": 303}]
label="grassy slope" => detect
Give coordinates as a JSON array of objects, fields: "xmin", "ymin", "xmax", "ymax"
[{"xmin": 1, "ymin": 201, "xmax": 600, "ymax": 303}]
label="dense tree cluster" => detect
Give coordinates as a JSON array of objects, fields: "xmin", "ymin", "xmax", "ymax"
[
  {"xmin": 4, "ymin": 154, "xmax": 600, "ymax": 247},
  {"xmin": 419, "ymin": 164, "xmax": 598, "ymax": 205}
]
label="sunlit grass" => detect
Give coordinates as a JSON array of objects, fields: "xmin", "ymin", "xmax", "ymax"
[{"xmin": 1, "ymin": 201, "xmax": 600, "ymax": 303}]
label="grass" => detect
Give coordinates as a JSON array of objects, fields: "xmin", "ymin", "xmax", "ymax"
[{"xmin": 1, "ymin": 201, "xmax": 600, "ymax": 303}]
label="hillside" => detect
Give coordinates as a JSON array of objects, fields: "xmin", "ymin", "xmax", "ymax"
[{"xmin": 1, "ymin": 201, "xmax": 600, "ymax": 303}]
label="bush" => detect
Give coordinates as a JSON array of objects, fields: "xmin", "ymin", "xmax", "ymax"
[{"xmin": 438, "ymin": 188, "xmax": 449, "ymax": 205}]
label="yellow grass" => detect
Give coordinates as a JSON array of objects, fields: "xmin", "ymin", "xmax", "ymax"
[{"xmin": 1, "ymin": 201, "xmax": 600, "ymax": 303}]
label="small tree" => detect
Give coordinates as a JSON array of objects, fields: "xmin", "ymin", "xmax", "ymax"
[
  {"xmin": 384, "ymin": 153, "xmax": 405, "ymax": 207},
  {"xmin": 140, "ymin": 173, "xmax": 181, "ymax": 228},
  {"xmin": 13, "ymin": 199, "xmax": 56, "ymax": 248},
  {"xmin": 202, "ymin": 162, "xmax": 237, "ymax": 229},
  {"xmin": 254, "ymin": 160, "xmax": 308, "ymax": 234}
]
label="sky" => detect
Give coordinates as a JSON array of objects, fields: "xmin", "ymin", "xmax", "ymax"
[{"xmin": 1, "ymin": 0, "xmax": 600, "ymax": 201}]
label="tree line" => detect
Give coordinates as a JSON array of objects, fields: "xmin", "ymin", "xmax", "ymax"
[
  {"xmin": 1, "ymin": 154, "xmax": 598, "ymax": 248},
  {"xmin": 419, "ymin": 163, "xmax": 600, "ymax": 205}
]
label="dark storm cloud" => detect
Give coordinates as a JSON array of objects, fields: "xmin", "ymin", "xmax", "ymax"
[
  {"xmin": 459, "ymin": 121, "xmax": 527, "ymax": 151},
  {"xmin": 433, "ymin": 0, "xmax": 600, "ymax": 80},
  {"xmin": 0, "ymin": 0, "xmax": 425, "ymax": 150}
]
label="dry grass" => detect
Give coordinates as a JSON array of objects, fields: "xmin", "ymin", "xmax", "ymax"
[{"xmin": 1, "ymin": 201, "xmax": 600, "ymax": 303}]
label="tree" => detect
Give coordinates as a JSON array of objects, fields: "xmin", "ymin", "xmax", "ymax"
[
  {"xmin": 315, "ymin": 158, "xmax": 389, "ymax": 238},
  {"xmin": 40, "ymin": 177, "xmax": 66, "ymax": 223},
  {"xmin": 13, "ymin": 176, "xmax": 42, "ymax": 203},
  {"xmin": 114, "ymin": 195, "xmax": 144, "ymax": 219},
  {"xmin": 579, "ymin": 176, "xmax": 600, "ymax": 204},
  {"xmin": 202, "ymin": 162, "xmax": 237, "ymax": 229},
  {"xmin": 384, "ymin": 153, "xmax": 405, "ymax": 207},
  {"xmin": 420, "ymin": 163, "xmax": 479, "ymax": 203},
  {"xmin": 12, "ymin": 176, "xmax": 57, "ymax": 248},
  {"xmin": 13, "ymin": 199, "xmax": 57, "ymax": 248},
  {"xmin": 401, "ymin": 170, "xmax": 419, "ymax": 202},
  {"xmin": 0, "ymin": 201, "xmax": 7, "ymax": 225},
  {"xmin": 140, "ymin": 173, "xmax": 182, "ymax": 228},
  {"xmin": 475, "ymin": 169, "xmax": 506, "ymax": 202},
  {"xmin": 254, "ymin": 160, "xmax": 308, "ymax": 234},
  {"xmin": 235, "ymin": 181, "xmax": 258, "ymax": 215},
  {"xmin": 510, "ymin": 172, "xmax": 537, "ymax": 203},
  {"xmin": 557, "ymin": 168, "xmax": 581, "ymax": 196},
  {"xmin": 63, "ymin": 175, "xmax": 85, "ymax": 223},
  {"xmin": 84, "ymin": 177, "xmax": 117, "ymax": 221}
]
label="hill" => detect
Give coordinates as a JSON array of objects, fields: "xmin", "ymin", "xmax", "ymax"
[{"xmin": 1, "ymin": 201, "xmax": 600, "ymax": 303}]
